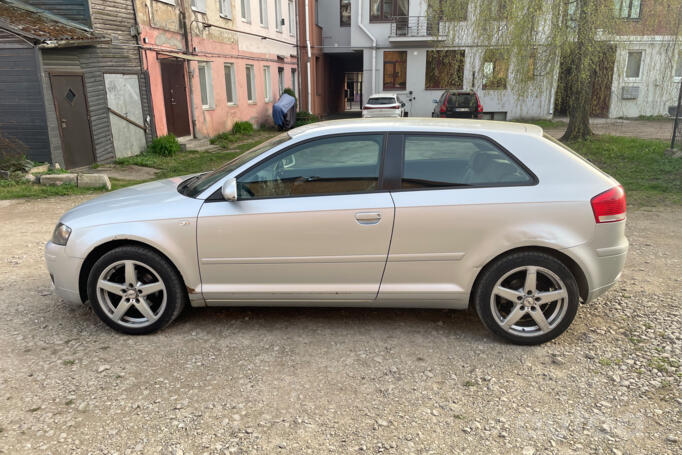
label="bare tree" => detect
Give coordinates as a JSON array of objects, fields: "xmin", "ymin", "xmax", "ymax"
[{"xmin": 433, "ymin": 0, "xmax": 682, "ymax": 140}]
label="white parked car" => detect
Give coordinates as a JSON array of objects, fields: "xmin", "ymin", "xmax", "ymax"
[
  {"xmin": 46, "ymin": 119, "xmax": 628, "ymax": 344},
  {"xmin": 362, "ymin": 94, "xmax": 406, "ymax": 118}
]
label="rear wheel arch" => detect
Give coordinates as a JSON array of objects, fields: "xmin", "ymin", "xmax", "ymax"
[
  {"xmin": 78, "ymin": 240, "xmax": 188, "ymax": 304},
  {"xmin": 469, "ymin": 246, "xmax": 589, "ymax": 308}
]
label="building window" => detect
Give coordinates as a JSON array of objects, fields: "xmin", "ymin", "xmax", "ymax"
[
  {"xmin": 482, "ymin": 49, "xmax": 508, "ymax": 90},
  {"xmin": 291, "ymin": 68, "xmax": 297, "ymax": 96},
  {"xmin": 275, "ymin": 0, "xmax": 283, "ymax": 31},
  {"xmin": 278, "ymin": 67, "xmax": 285, "ymax": 95},
  {"xmin": 191, "ymin": 0, "xmax": 206, "ymax": 13},
  {"xmin": 625, "ymin": 50, "xmax": 643, "ymax": 79},
  {"xmin": 224, "ymin": 63, "xmax": 237, "ymax": 105},
  {"xmin": 370, "ymin": 0, "xmax": 408, "ymax": 22},
  {"xmin": 675, "ymin": 50, "xmax": 682, "ymax": 79},
  {"xmin": 263, "ymin": 66, "xmax": 272, "ymax": 102},
  {"xmin": 241, "ymin": 0, "xmax": 251, "ymax": 22},
  {"xmin": 259, "ymin": 0, "xmax": 268, "ymax": 26},
  {"xmin": 246, "ymin": 64, "xmax": 256, "ymax": 102},
  {"xmin": 198, "ymin": 62, "xmax": 214, "ymax": 109},
  {"xmin": 340, "ymin": 0, "xmax": 351, "ymax": 26},
  {"xmin": 315, "ymin": 0, "xmax": 319, "ymax": 26},
  {"xmin": 425, "ymin": 50, "xmax": 465, "ymax": 90},
  {"xmin": 615, "ymin": 0, "xmax": 641, "ymax": 19},
  {"xmin": 288, "ymin": 0, "xmax": 295, "ymax": 35},
  {"xmin": 383, "ymin": 51, "xmax": 407, "ymax": 90},
  {"xmin": 315, "ymin": 57, "xmax": 322, "ymax": 96},
  {"xmin": 219, "ymin": 0, "xmax": 232, "ymax": 18}
]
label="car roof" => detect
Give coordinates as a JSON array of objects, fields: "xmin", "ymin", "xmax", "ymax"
[
  {"xmin": 368, "ymin": 93, "xmax": 398, "ymax": 98},
  {"xmin": 289, "ymin": 118, "xmax": 543, "ymax": 138}
]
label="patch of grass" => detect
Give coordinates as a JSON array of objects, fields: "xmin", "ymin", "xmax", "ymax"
[
  {"xmin": 147, "ymin": 134, "xmax": 180, "ymax": 157},
  {"xmin": 567, "ymin": 135, "xmax": 682, "ymax": 206},
  {"xmin": 599, "ymin": 358, "xmax": 612, "ymax": 366},
  {"xmin": 627, "ymin": 336, "xmax": 643, "ymax": 345},
  {"xmin": 521, "ymin": 119, "xmax": 567, "ymax": 129},
  {"xmin": 62, "ymin": 359, "xmax": 75, "ymax": 366},
  {"xmin": 0, "ymin": 182, "xmax": 106, "ymax": 200},
  {"xmin": 648, "ymin": 357, "xmax": 680, "ymax": 373},
  {"xmin": 463, "ymin": 380, "xmax": 476, "ymax": 387},
  {"xmin": 636, "ymin": 115, "xmax": 672, "ymax": 121},
  {"xmin": 64, "ymin": 399, "xmax": 74, "ymax": 406}
]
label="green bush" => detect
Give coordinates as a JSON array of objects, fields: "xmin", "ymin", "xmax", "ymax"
[
  {"xmin": 231, "ymin": 121, "xmax": 254, "ymax": 136},
  {"xmin": 147, "ymin": 134, "xmax": 180, "ymax": 157},
  {"xmin": 295, "ymin": 111, "xmax": 319, "ymax": 128},
  {"xmin": 283, "ymin": 87, "xmax": 296, "ymax": 100},
  {"xmin": 0, "ymin": 134, "xmax": 32, "ymax": 173}
]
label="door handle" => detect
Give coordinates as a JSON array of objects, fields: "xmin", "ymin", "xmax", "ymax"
[{"xmin": 355, "ymin": 212, "xmax": 382, "ymax": 225}]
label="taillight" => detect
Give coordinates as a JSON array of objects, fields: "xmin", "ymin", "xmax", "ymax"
[
  {"xmin": 475, "ymin": 93, "xmax": 483, "ymax": 113},
  {"xmin": 591, "ymin": 185, "xmax": 626, "ymax": 223},
  {"xmin": 440, "ymin": 99, "xmax": 447, "ymax": 115}
]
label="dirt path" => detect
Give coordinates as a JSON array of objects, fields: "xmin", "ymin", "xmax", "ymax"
[
  {"xmin": 545, "ymin": 118, "xmax": 675, "ymax": 141},
  {"xmin": 0, "ymin": 197, "xmax": 680, "ymax": 454}
]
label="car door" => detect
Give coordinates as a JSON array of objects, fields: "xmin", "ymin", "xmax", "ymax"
[
  {"xmin": 197, "ymin": 133, "xmax": 395, "ymax": 303},
  {"xmin": 378, "ymin": 133, "xmax": 537, "ymax": 305}
]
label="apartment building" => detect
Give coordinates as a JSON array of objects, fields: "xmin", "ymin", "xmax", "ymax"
[{"xmin": 135, "ymin": 0, "xmax": 298, "ymax": 139}]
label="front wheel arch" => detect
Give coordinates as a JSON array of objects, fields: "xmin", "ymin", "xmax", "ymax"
[
  {"xmin": 78, "ymin": 240, "xmax": 188, "ymax": 304},
  {"xmin": 469, "ymin": 246, "xmax": 589, "ymax": 309}
]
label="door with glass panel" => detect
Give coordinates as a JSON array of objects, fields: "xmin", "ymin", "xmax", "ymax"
[{"xmin": 197, "ymin": 134, "xmax": 395, "ymax": 303}]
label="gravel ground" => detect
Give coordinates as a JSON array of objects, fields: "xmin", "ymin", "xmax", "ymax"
[{"xmin": 0, "ymin": 196, "xmax": 680, "ymax": 455}]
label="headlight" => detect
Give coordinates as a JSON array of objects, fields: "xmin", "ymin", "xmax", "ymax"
[{"xmin": 51, "ymin": 223, "xmax": 72, "ymax": 246}]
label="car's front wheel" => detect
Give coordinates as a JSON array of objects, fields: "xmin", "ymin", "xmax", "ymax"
[
  {"xmin": 474, "ymin": 251, "xmax": 580, "ymax": 345},
  {"xmin": 87, "ymin": 246, "xmax": 186, "ymax": 334}
]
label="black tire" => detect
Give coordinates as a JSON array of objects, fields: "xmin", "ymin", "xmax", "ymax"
[
  {"xmin": 474, "ymin": 251, "xmax": 580, "ymax": 345},
  {"xmin": 87, "ymin": 246, "xmax": 187, "ymax": 335}
]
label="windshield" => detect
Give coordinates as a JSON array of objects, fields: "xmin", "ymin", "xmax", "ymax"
[
  {"xmin": 180, "ymin": 132, "xmax": 292, "ymax": 198},
  {"xmin": 368, "ymin": 97, "xmax": 397, "ymax": 105}
]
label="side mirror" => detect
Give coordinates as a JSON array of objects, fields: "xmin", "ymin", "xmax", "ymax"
[
  {"xmin": 432, "ymin": 98, "xmax": 438, "ymax": 104},
  {"xmin": 222, "ymin": 178, "xmax": 238, "ymax": 201}
]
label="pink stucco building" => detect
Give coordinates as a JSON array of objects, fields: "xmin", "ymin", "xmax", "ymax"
[{"xmin": 134, "ymin": 0, "xmax": 298, "ymax": 139}]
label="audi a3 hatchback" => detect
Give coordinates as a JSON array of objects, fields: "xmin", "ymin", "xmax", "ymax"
[{"xmin": 45, "ymin": 119, "xmax": 628, "ymax": 344}]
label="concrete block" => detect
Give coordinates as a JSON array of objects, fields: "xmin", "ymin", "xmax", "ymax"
[
  {"xmin": 40, "ymin": 173, "xmax": 77, "ymax": 186},
  {"xmin": 28, "ymin": 164, "xmax": 49, "ymax": 174},
  {"xmin": 23, "ymin": 173, "xmax": 37, "ymax": 183},
  {"xmin": 78, "ymin": 173, "xmax": 111, "ymax": 190}
]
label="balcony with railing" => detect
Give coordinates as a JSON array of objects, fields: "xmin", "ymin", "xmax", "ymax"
[{"xmin": 388, "ymin": 16, "xmax": 446, "ymax": 42}]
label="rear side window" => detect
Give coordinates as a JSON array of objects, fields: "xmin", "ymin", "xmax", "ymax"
[
  {"xmin": 368, "ymin": 97, "xmax": 397, "ymax": 105},
  {"xmin": 401, "ymin": 135, "xmax": 533, "ymax": 189}
]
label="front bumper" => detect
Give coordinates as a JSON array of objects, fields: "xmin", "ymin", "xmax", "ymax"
[{"xmin": 45, "ymin": 241, "xmax": 83, "ymax": 304}]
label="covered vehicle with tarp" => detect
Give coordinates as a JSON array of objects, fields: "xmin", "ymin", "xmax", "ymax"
[{"xmin": 272, "ymin": 94, "xmax": 296, "ymax": 130}]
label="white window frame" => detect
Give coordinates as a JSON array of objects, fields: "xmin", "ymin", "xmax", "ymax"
[
  {"xmin": 674, "ymin": 50, "xmax": 682, "ymax": 81},
  {"xmin": 224, "ymin": 63, "xmax": 237, "ymax": 105},
  {"xmin": 190, "ymin": 0, "xmax": 206, "ymax": 13},
  {"xmin": 155, "ymin": 0, "xmax": 175, "ymax": 5},
  {"xmin": 219, "ymin": 0, "xmax": 232, "ymax": 19},
  {"xmin": 277, "ymin": 67, "xmax": 285, "ymax": 95},
  {"xmin": 246, "ymin": 64, "xmax": 256, "ymax": 103},
  {"xmin": 288, "ymin": 0, "xmax": 295, "ymax": 35},
  {"xmin": 259, "ymin": 0, "xmax": 268, "ymax": 27},
  {"xmin": 263, "ymin": 65, "xmax": 272, "ymax": 102},
  {"xmin": 275, "ymin": 0, "xmax": 283, "ymax": 32},
  {"xmin": 198, "ymin": 62, "xmax": 214, "ymax": 109},
  {"xmin": 241, "ymin": 0, "xmax": 251, "ymax": 22},
  {"xmin": 615, "ymin": 0, "xmax": 641, "ymax": 20},
  {"xmin": 624, "ymin": 50, "xmax": 644, "ymax": 81}
]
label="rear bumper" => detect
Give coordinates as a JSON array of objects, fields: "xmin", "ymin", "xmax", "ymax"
[
  {"xmin": 362, "ymin": 111, "xmax": 401, "ymax": 118},
  {"xmin": 563, "ymin": 240, "xmax": 628, "ymax": 304},
  {"xmin": 45, "ymin": 241, "xmax": 83, "ymax": 304}
]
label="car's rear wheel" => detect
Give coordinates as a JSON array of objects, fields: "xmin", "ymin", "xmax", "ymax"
[
  {"xmin": 474, "ymin": 251, "xmax": 579, "ymax": 345},
  {"xmin": 87, "ymin": 246, "xmax": 186, "ymax": 334}
]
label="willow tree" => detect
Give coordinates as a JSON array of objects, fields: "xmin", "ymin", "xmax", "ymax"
[{"xmin": 432, "ymin": 0, "xmax": 682, "ymax": 141}]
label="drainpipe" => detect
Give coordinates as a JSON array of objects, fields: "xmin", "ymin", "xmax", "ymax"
[
  {"xmin": 180, "ymin": 0, "xmax": 198, "ymax": 137},
  {"xmin": 304, "ymin": 0, "xmax": 312, "ymax": 112},
  {"xmin": 357, "ymin": 0, "xmax": 376, "ymax": 95}
]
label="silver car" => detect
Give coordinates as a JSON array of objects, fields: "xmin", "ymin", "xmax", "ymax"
[{"xmin": 45, "ymin": 119, "xmax": 628, "ymax": 344}]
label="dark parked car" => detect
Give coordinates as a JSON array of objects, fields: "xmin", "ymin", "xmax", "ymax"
[{"xmin": 432, "ymin": 90, "xmax": 483, "ymax": 119}]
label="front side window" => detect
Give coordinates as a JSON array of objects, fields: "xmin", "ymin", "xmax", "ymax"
[
  {"xmin": 383, "ymin": 51, "xmax": 407, "ymax": 90},
  {"xmin": 237, "ymin": 134, "xmax": 384, "ymax": 199},
  {"xmin": 245, "ymin": 64, "xmax": 256, "ymax": 102},
  {"xmin": 482, "ymin": 49, "xmax": 508, "ymax": 90},
  {"xmin": 340, "ymin": 0, "xmax": 351, "ymax": 26},
  {"xmin": 370, "ymin": 0, "xmax": 408, "ymax": 22},
  {"xmin": 198, "ymin": 62, "xmax": 214, "ymax": 108},
  {"xmin": 425, "ymin": 50, "xmax": 465, "ymax": 90},
  {"xmin": 625, "ymin": 50, "xmax": 643, "ymax": 78},
  {"xmin": 614, "ymin": 0, "xmax": 641, "ymax": 19},
  {"xmin": 401, "ymin": 135, "xmax": 532, "ymax": 189}
]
